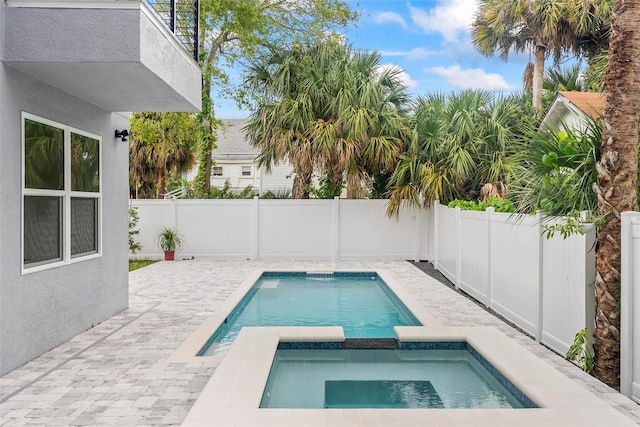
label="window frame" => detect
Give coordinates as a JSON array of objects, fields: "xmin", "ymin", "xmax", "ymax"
[
  {"xmin": 212, "ymin": 166, "xmax": 223, "ymax": 177},
  {"xmin": 241, "ymin": 165, "xmax": 252, "ymax": 177},
  {"xmin": 21, "ymin": 112, "xmax": 102, "ymax": 275}
]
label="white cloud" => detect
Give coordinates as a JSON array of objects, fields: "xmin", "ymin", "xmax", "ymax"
[
  {"xmin": 428, "ymin": 65, "xmax": 511, "ymax": 90},
  {"xmin": 373, "ymin": 11, "xmax": 408, "ymax": 30},
  {"xmin": 377, "ymin": 64, "xmax": 419, "ymax": 89},
  {"xmin": 379, "ymin": 47, "xmax": 437, "ymax": 60},
  {"xmin": 409, "ymin": 0, "xmax": 478, "ymax": 42}
]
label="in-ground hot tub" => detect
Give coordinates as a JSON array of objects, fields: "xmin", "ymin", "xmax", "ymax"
[
  {"xmin": 261, "ymin": 342, "xmax": 537, "ymax": 409},
  {"xmin": 182, "ymin": 326, "xmax": 637, "ymax": 426}
]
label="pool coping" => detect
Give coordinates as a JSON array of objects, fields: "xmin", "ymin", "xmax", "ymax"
[
  {"xmin": 168, "ymin": 268, "xmax": 440, "ymax": 364},
  {"xmin": 182, "ymin": 325, "xmax": 637, "ymax": 426}
]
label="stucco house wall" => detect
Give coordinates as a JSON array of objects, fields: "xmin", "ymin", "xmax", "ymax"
[
  {"xmin": 0, "ymin": 63, "xmax": 130, "ymax": 375},
  {"xmin": 0, "ymin": 0, "xmax": 201, "ymax": 375}
]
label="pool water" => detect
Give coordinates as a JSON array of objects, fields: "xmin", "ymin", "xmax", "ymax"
[
  {"xmin": 199, "ymin": 272, "xmax": 420, "ymax": 356},
  {"xmin": 260, "ymin": 348, "xmax": 535, "ymax": 409}
]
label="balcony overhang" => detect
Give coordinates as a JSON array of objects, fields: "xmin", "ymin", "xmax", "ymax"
[{"xmin": 4, "ymin": 0, "xmax": 201, "ymax": 112}]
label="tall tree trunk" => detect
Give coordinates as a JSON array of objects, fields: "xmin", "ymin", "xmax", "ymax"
[
  {"xmin": 156, "ymin": 173, "xmax": 166, "ymax": 199},
  {"xmin": 593, "ymin": 0, "xmax": 640, "ymax": 389},
  {"xmin": 194, "ymin": 28, "xmax": 226, "ymax": 198},
  {"xmin": 292, "ymin": 166, "xmax": 312, "ymax": 199},
  {"xmin": 194, "ymin": 79, "xmax": 215, "ymax": 198},
  {"xmin": 532, "ymin": 44, "xmax": 546, "ymax": 112}
]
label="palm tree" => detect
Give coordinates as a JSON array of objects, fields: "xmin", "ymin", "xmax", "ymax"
[
  {"xmin": 245, "ymin": 41, "xmax": 411, "ymax": 199},
  {"xmin": 541, "ymin": 62, "xmax": 585, "ymax": 109},
  {"xmin": 129, "ymin": 113, "xmax": 197, "ymax": 199},
  {"xmin": 471, "ymin": 0, "xmax": 611, "ymax": 111},
  {"xmin": 512, "ymin": 119, "xmax": 601, "ymax": 216},
  {"xmin": 311, "ymin": 47, "xmax": 411, "ymax": 198},
  {"xmin": 387, "ymin": 91, "xmax": 532, "ymax": 215},
  {"xmin": 244, "ymin": 44, "xmax": 319, "ymax": 198},
  {"xmin": 593, "ymin": 0, "xmax": 640, "ymax": 388}
]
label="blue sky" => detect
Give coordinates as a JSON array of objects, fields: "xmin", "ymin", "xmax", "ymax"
[{"xmin": 215, "ymin": 0, "xmax": 533, "ymax": 118}]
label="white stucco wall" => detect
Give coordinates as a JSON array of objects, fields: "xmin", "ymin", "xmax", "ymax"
[{"xmin": 0, "ymin": 64, "xmax": 129, "ymax": 375}]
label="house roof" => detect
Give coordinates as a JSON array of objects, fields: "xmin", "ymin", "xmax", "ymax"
[
  {"xmin": 555, "ymin": 91, "xmax": 604, "ymax": 119},
  {"xmin": 539, "ymin": 91, "xmax": 604, "ymax": 132},
  {"xmin": 213, "ymin": 119, "xmax": 258, "ymax": 160}
]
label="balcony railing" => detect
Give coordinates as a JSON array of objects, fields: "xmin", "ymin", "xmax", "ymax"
[{"xmin": 145, "ymin": 0, "xmax": 199, "ymax": 62}]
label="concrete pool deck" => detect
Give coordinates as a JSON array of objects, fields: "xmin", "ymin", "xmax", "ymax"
[{"xmin": 1, "ymin": 260, "xmax": 639, "ymax": 426}]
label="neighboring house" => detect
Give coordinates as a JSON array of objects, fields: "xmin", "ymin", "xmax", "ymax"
[
  {"xmin": 0, "ymin": 0, "xmax": 201, "ymax": 375},
  {"xmin": 188, "ymin": 119, "xmax": 294, "ymax": 195},
  {"xmin": 540, "ymin": 91, "xmax": 604, "ymax": 133}
]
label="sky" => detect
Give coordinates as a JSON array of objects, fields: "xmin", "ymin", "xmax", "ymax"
[{"xmin": 214, "ymin": 0, "xmax": 533, "ymax": 119}]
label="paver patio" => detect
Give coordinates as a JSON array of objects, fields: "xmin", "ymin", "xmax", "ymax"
[{"xmin": 1, "ymin": 260, "xmax": 639, "ymax": 426}]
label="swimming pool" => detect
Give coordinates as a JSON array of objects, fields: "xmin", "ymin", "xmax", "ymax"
[
  {"xmin": 198, "ymin": 272, "xmax": 421, "ymax": 356},
  {"xmin": 260, "ymin": 344, "xmax": 536, "ymax": 409}
]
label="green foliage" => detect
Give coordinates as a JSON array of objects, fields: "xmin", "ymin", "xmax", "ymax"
[
  {"xmin": 166, "ymin": 177, "xmax": 193, "ymax": 198},
  {"xmin": 128, "ymin": 206, "xmax": 142, "ymax": 255},
  {"xmin": 308, "ymin": 173, "xmax": 344, "ymax": 199},
  {"xmin": 541, "ymin": 62, "xmax": 585, "ymax": 110},
  {"xmin": 565, "ymin": 328, "xmax": 595, "ymax": 373},
  {"xmin": 471, "ymin": 0, "xmax": 611, "ymax": 108},
  {"xmin": 128, "ymin": 259, "xmax": 159, "ymax": 272},
  {"xmin": 260, "ymin": 189, "xmax": 292, "ymax": 199},
  {"xmin": 208, "ymin": 180, "xmax": 255, "ymax": 199},
  {"xmin": 191, "ymin": 0, "xmax": 357, "ymax": 197},
  {"xmin": 245, "ymin": 40, "xmax": 410, "ymax": 198},
  {"xmin": 237, "ymin": 185, "xmax": 256, "ymax": 199},
  {"xmin": 512, "ymin": 119, "xmax": 602, "ymax": 216},
  {"xmin": 387, "ymin": 90, "xmax": 533, "ymax": 216},
  {"xmin": 447, "ymin": 197, "xmax": 515, "ymax": 213},
  {"xmin": 584, "ymin": 50, "xmax": 608, "ymax": 92},
  {"xmin": 542, "ymin": 211, "xmax": 604, "ymax": 240},
  {"xmin": 193, "ymin": 133, "xmax": 217, "ymax": 199},
  {"xmin": 200, "ymin": 0, "xmax": 358, "ymax": 108},
  {"xmin": 155, "ymin": 227, "xmax": 185, "ymax": 252},
  {"xmin": 129, "ymin": 112, "xmax": 198, "ymax": 199}
]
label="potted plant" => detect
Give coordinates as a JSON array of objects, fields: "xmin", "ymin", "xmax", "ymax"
[{"xmin": 155, "ymin": 227, "xmax": 184, "ymax": 261}]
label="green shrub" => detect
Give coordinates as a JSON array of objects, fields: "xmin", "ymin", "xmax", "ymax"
[
  {"xmin": 447, "ymin": 197, "xmax": 515, "ymax": 213},
  {"xmin": 128, "ymin": 206, "xmax": 142, "ymax": 254}
]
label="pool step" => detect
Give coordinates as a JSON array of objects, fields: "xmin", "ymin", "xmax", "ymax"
[{"xmin": 342, "ymin": 338, "xmax": 399, "ymax": 350}]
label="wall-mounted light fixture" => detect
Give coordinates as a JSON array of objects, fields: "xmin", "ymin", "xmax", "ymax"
[{"xmin": 115, "ymin": 129, "xmax": 129, "ymax": 142}]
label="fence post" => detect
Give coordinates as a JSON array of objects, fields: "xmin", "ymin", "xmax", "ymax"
[
  {"xmin": 455, "ymin": 206, "xmax": 461, "ymax": 289},
  {"xmin": 252, "ymin": 196, "xmax": 259, "ymax": 260},
  {"xmin": 333, "ymin": 197, "xmax": 340, "ymax": 261},
  {"xmin": 621, "ymin": 211, "xmax": 637, "ymax": 398},
  {"xmin": 535, "ymin": 211, "xmax": 544, "ymax": 343},
  {"xmin": 172, "ymin": 198, "xmax": 178, "ymax": 231},
  {"xmin": 486, "ymin": 207, "xmax": 495, "ymax": 308},
  {"xmin": 414, "ymin": 211, "xmax": 421, "ymax": 262},
  {"xmin": 433, "ymin": 201, "xmax": 439, "ymax": 269}
]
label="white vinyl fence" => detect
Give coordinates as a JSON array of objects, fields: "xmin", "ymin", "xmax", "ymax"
[
  {"xmin": 130, "ymin": 198, "xmax": 431, "ymax": 261},
  {"xmin": 131, "ymin": 198, "xmax": 597, "ymax": 358},
  {"xmin": 621, "ymin": 211, "xmax": 640, "ymax": 402},
  {"xmin": 432, "ymin": 203, "xmax": 596, "ymax": 355}
]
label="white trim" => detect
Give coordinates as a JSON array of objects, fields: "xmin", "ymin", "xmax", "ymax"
[{"xmin": 21, "ymin": 112, "xmax": 103, "ymax": 275}]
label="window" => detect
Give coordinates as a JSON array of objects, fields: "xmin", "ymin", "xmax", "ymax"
[
  {"xmin": 241, "ymin": 166, "xmax": 252, "ymax": 177},
  {"xmin": 22, "ymin": 113, "xmax": 101, "ymax": 272},
  {"xmin": 212, "ymin": 166, "xmax": 223, "ymax": 176}
]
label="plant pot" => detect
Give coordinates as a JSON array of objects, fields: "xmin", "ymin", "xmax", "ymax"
[{"xmin": 164, "ymin": 250, "xmax": 175, "ymax": 261}]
